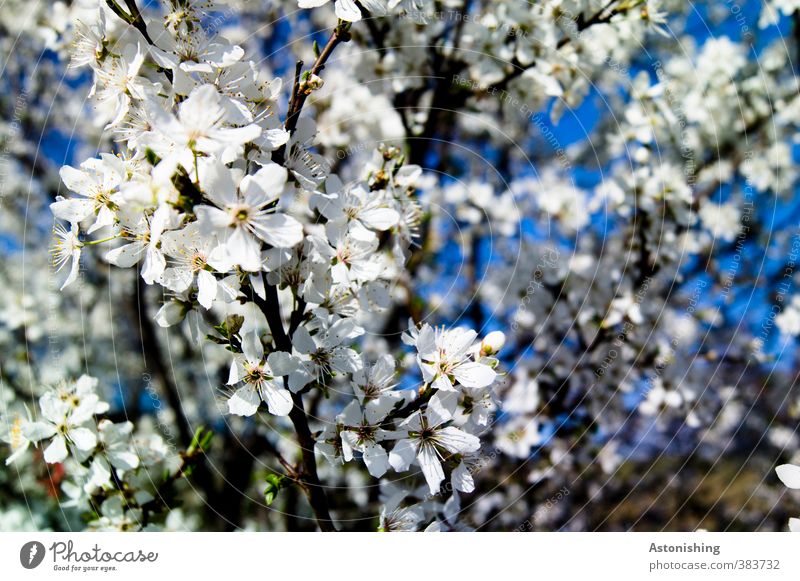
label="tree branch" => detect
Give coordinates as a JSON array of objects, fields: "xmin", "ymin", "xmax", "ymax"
[
  {"xmin": 256, "ymin": 278, "xmax": 336, "ymax": 531},
  {"xmin": 135, "ymin": 276, "xmax": 193, "ymax": 448},
  {"xmin": 105, "ymin": 0, "xmax": 174, "ymax": 84},
  {"xmin": 272, "ymin": 22, "xmax": 351, "ymax": 165}
]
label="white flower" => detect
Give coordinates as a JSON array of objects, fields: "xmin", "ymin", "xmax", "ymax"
[
  {"xmin": 351, "ymin": 354, "xmax": 399, "ymax": 403},
  {"xmin": 145, "ymin": 84, "xmax": 261, "ymax": 172},
  {"xmin": 105, "ymin": 204, "xmax": 178, "ymax": 284},
  {"xmin": 379, "ymin": 504, "xmax": 425, "ymax": 532},
  {"xmin": 310, "ymin": 224, "xmax": 382, "ymax": 285},
  {"xmin": 289, "ymin": 317, "xmax": 363, "ymax": 390},
  {"xmin": 0, "ymin": 411, "xmax": 32, "ymax": 465},
  {"xmin": 338, "ymin": 398, "xmax": 395, "ymax": 477},
  {"xmin": 69, "ymin": 11, "xmax": 106, "ymax": 69},
  {"xmin": 195, "ymin": 161, "xmax": 303, "ymax": 271},
  {"xmin": 86, "ymin": 420, "xmax": 140, "ymax": 489},
  {"xmin": 51, "ymin": 154, "xmax": 126, "ymax": 234},
  {"xmin": 23, "ymin": 392, "xmax": 98, "ymax": 463},
  {"xmin": 699, "ymin": 202, "xmax": 741, "ymax": 242},
  {"xmin": 297, "ymin": 0, "xmax": 386, "ymax": 22},
  {"xmin": 495, "ymin": 417, "xmax": 542, "ymax": 458},
  {"xmin": 51, "ymin": 222, "xmax": 83, "ymax": 290},
  {"xmin": 227, "ymin": 332, "xmax": 295, "ymax": 417},
  {"xmin": 389, "ymin": 393, "xmax": 480, "ymax": 494},
  {"xmin": 410, "ymin": 324, "xmax": 497, "ymax": 391},
  {"xmin": 92, "ymin": 43, "xmax": 147, "ymax": 127},
  {"xmin": 160, "ymin": 222, "xmax": 231, "ymax": 309},
  {"xmin": 88, "ymin": 495, "xmax": 143, "ymax": 531},
  {"xmin": 602, "ymin": 292, "xmax": 644, "ymax": 329},
  {"xmin": 776, "ymin": 296, "xmax": 800, "ymax": 336},
  {"xmin": 313, "ymin": 176, "xmax": 399, "ymax": 241}
]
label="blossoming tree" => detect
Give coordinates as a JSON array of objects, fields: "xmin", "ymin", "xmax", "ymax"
[{"xmin": 2, "ymin": 0, "xmax": 800, "ymax": 532}]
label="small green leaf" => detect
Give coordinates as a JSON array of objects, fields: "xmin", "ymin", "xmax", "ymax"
[{"xmin": 263, "ymin": 473, "xmax": 286, "ymax": 506}]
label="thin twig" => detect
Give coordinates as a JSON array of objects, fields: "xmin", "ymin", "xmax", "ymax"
[
  {"xmin": 272, "ymin": 23, "xmax": 351, "ymax": 165},
  {"xmin": 104, "ymin": 0, "xmax": 174, "ymax": 84}
]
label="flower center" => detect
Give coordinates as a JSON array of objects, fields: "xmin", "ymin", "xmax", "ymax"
[{"xmin": 231, "ymin": 205, "xmax": 250, "ymax": 225}]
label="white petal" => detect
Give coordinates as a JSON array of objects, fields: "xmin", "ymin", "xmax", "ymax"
[
  {"xmin": 251, "ymin": 213, "xmax": 304, "ymax": 248},
  {"xmin": 415, "ymin": 324, "xmax": 437, "ymax": 356},
  {"xmin": 108, "ymin": 449, "xmax": 140, "ymax": 471},
  {"xmin": 427, "ymin": 391, "xmax": 458, "ymax": 426},
  {"xmin": 359, "ymin": 0, "xmax": 387, "ymax": 15},
  {"xmin": 445, "ymin": 328, "xmax": 478, "ymax": 358},
  {"xmin": 340, "ymin": 431, "xmax": 357, "ymax": 462},
  {"xmin": 141, "ymin": 248, "xmax": 166, "ymax": 284},
  {"xmin": 241, "ymin": 164, "xmax": 287, "ymax": 204},
  {"xmin": 88, "ymin": 457, "xmax": 112, "ymax": 488},
  {"xmin": 364, "ymin": 397, "xmax": 395, "ymax": 425},
  {"xmin": 197, "ymin": 269, "xmax": 218, "ymax": 309},
  {"xmin": 261, "ymin": 382, "xmax": 293, "ymax": 416},
  {"xmin": 418, "ymin": 444, "xmax": 445, "ymax": 494},
  {"xmin": 23, "ymin": 422, "xmax": 57, "ymax": 442},
  {"xmin": 288, "ymin": 367, "xmax": 314, "ymax": 392},
  {"xmin": 106, "ymin": 242, "xmax": 146, "ymax": 268},
  {"xmin": 452, "ymin": 461, "xmax": 475, "ymax": 493},
  {"xmin": 228, "ymin": 359, "xmax": 243, "ymax": 385},
  {"xmin": 61, "ymin": 249, "xmax": 82, "ymax": 290},
  {"xmin": 267, "ymin": 351, "xmax": 296, "ymax": 376},
  {"xmin": 50, "ymin": 198, "xmax": 96, "ymax": 222},
  {"xmin": 69, "ymin": 427, "xmax": 98, "ymax": 451},
  {"xmin": 161, "ymin": 267, "xmax": 193, "ymax": 293},
  {"xmin": 241, "ymin": 331, "xmax": 264, "ymax": 363},
  {"xmin": 361, "ymin": 207, "xmax": 400, "ymax": 230},
  {"xmin": 388, "ymin": 438, "xmax": 416, "ymax": 472},
  {"xmin": 362, "ymin": 442, "xmax": 390, "ymax": 477},
  {"xmin": 453, "ymin": 361, "xmax": 496, "ymax": 389},
  {"xmin": 44, "ymin": 436, "xmax": 68, "ymax": 463},
  {"xmin": 292, "ymin": 326, "xmax": 317, "ymax": 354},
  {"xmin": 334, "ymin": 0, "xmax": 363, "ymax": 21},
  {"xmin": 777, "ymin": 464, "xmax": 800, "ymax": 489},
  {"xmin": 224, "ymin": 226, "xmax": 262, "ymax": 271},
  {"xmin": 227, "ymin": 386, "xmax": 260, "ymax": 416},
  {"xmin": 60, "ymin": 165, "xmax": 93, "ymax": 193},
  {"xmin": 195, "ymin": 205, "xmax": 232, "ymax": 232},
  {"xmin": 155, "ymin": 301, "xmax": 186, "ymax": 327},
  {"xmin": 436, "ymin": 426, "xmax": 480, "ymax": 455}
]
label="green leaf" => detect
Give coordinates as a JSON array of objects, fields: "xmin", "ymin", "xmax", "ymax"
[{"xmin": 263, "ymin": 473, "xmax": 286, "ymax": 506}]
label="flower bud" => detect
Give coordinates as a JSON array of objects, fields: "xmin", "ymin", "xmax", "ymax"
[
  {"xmin": 301, "ymin": 73, "xmax": 324, "ymax": 94},
  {"xmin": 480, "ymin": 331, "xmax": 506, "ymax": 356}
]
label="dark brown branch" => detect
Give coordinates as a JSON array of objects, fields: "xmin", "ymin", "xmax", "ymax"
[
  {"xmin": 105, "ymin": 0, "xmax": 174, "ymax": 84},
  {"xmin": 256, "ymin": 278, "xmax": 336, "ymax": 531},
  {"xmin": 135, "ymin": 276, "xmax": 193, "ymax": 447},
  {"xmin": 272, "ymin": 23, "xmax": 351, "ymax": 165}
]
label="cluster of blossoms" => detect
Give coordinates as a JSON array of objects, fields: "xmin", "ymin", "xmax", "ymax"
[
  {"xmin": 35, "ymin": 0, "xmax": 510, "ymax": 530},
  {"xmin": 2, "ymin": 376, "xmax": 197, "ymax": 531}
]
